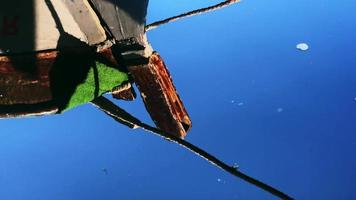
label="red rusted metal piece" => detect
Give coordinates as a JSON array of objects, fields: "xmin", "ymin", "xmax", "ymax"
[{"xmin": 128, "ymin": 52, "xmax": 192, "ymax": 138}]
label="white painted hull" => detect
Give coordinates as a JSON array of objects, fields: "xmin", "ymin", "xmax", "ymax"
[{"xmin": 0, "ymin": 0, "xmax": 106, "ymax": 54}]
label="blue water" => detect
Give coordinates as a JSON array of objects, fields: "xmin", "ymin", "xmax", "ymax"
[{"xmin": 1, "ymin": 1, "xmax": 356, "ymax": 199}]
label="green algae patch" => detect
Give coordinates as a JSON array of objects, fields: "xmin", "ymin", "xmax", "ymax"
[{"xmin": 62, "ymin": 61, "xmax": 128, "ymax": 111}]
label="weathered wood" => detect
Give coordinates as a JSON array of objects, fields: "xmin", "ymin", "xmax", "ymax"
[
  {"xmin": 62, "ymin": 0, "xmax": 106, "ymax": 45},
  {"xmin": 0, "ymin": 103, "xmax": 58, "ymax": 118},
  {"xmin": 0, "ymin": 1, "xmax": 192, "ymax": 138},
  {"xmin": 146, "ymin": 0, "xmax": 241, "ymax": 31},
  {"xmin": 0, "ymin": 51, "xmax": 56, "ymax": 105},
  {"xmin": 0, "ymin": 48, "xmax": 131, "ymax": 117},
  {"xmin": 128, "ymin": 52, "xmax": 192, "ymax": 138},
  {"xmin": 89, "ymin": 0, "xmax": 148, "ymax": 44},
  {"xmin": 91, "ymin": 96, "xmax": 139, "ymax": 129},
  {"xmin": 111, "ymin": 83, "xmax": 136, "ymax": 101},
  {"xmin": 0, "ymin": 0, "xmax": 106, "ymax": 54}
]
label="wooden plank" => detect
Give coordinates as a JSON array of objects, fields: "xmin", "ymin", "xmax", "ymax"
[
  {"xmin": 111, "ymin": 83, "xmax": 136, "ymax": 101},
  {"xmin": 128, "ymin": 52, "xmax": 192, "ymax": 138},
  {"xmin": 0, "ymin": 52, "xmax": 56, "ymax": 105},
  {"xmin": 0, "ymin": 48, "xmax": 131, "ymax": 117},
  {"xmin": 0, "ymin": 1, "xmax": 36, "ymax": 54},
  {"xmin": 62, "ymin": 0, "xmax": 106, "ymax": 45},
  {"xmin": 0, "ymin": 103, "xmax": 58, "ymax": 118},
  {"xmin": 89, "ymin": 0, "xmax": 148, "ymax": 44},
  {"xmin": 0, "ymin": 0, "xmax": 100, "ymax": 54}
]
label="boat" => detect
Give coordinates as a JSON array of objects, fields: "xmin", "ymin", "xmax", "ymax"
[{"xmin": 0, "ymin": 0, "xmax": 191, "ymax": 138}]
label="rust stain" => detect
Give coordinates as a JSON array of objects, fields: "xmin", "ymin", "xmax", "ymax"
[
  {"xmin": 150, "ymin": 53, "xmax": 192, "ymax": 133},
  {"xmin": 0, "ymin": 51, "xmax": 57, "ymax": 105},
  {"xmin": 0, "ymin": 48, "xmax": 132, "ymax": 116},
  {"xmin": 128, "ymin": 52, "xmax": 192, "ymax": 138}
]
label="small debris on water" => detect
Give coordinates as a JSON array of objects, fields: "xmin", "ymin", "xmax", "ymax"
[
  {"xmin": 296, "ymin": 43, "xmax": 309, "ymax": 51},
  {"xmin": 231, "ymin": 100, "xmax": 244, "ymax": 107},
  {"xmin": 277, "ymin": 108, "xmax": 284, "ymax": 113},
  {"xmin": 233, "ymin": 163, "xmax": 240, "ymax": 169},
  {"xmin": 217, "ymin": 178, "xmax": 226, "ymax": 184},
  {"xmin": 101, "ymin": 168, "xmax": 108, "ymax": 175}
]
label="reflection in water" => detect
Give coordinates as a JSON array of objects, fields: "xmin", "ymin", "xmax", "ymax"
[
  {"xmin": 0, "ymin": 1, "xmax": 36, "ymax": 74},
  {"xmin": 89, "ymin": 0, "xmax": 148, "ymax": 41},
  {"xmin": 0, "ymin": 1, "xmax": 35, "ymax": 53},
  {"xmin": 0, "ymin": 0, "xmax": 133, "ymax": 113}
]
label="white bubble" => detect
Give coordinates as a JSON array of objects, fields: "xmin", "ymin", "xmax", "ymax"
[
  {"xmin": 277, "ymin": 108, "xmax": 284, "ymax": 113},
  {"xmin": 238, "ymin": 102, "xmax": 244, "ymax": 106},
  {"xmin": 231, "ymin": 100, "xmax": 235, "ymax": 104},
  {"xmin": 296, "ymin": 43, "xmax": 309, "ymax": 51},
  {"xmin": 217, "ymin": 178, "xmax": 221, "ymax": 182}
]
